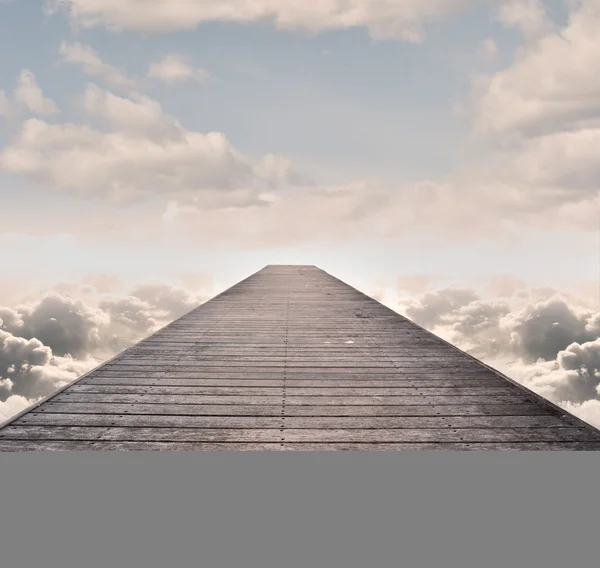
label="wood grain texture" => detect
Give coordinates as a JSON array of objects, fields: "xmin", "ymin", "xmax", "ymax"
[{"xmin": 2, "ymin": 264, "xmax": 600, "ymax": 451}]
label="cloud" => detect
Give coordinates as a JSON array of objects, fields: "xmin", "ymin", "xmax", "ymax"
[
  {"xmin": 3, "ymin": 65, "xmax": 597, "ymax": 240},
  {"xmin": 399, "ymin": 283, "xmax": 600, "ymax": 427},
  {"xmin": 508, "ymin": 339, "xmax": 600, "ymax": 405},
  {"xmin": 473, "ymin": 1, "xmax": 600, "ymax": 138},
  {"xmin": 59, "ymin": 41, "xmax": 138, "ymax": 89},
  {"xmin": 0, "ymin": 395, "xmax": 33, "ymax": 423},
  {"xmin": 403, "ymin": 287, "xmax": 600, "ymax": 363},
  {"xmin": 0, "ymin": 281, "xmax": 211, "ymax": 420},
  {"xmin": 484, "ymin": 275, "xmax": 527, "ymax": 298},
  {"xmin": 404, "ymin": 288, "xmax": 482, "ymax": 328},
  {"xmin": 12, "ymin": 70, "xmax": 60, "ymax": 116},
  {"xmin": 162, "ymin": 179, "xmax": 396, "ymax": 246},
  {"xmin": 3, "ymin": 275, "xmax": 600, "ymax": 430},
  {"xmin": 2, "ymin": 294, "xmax": 108, "ymax": 358},
  {"xmin": 81, "ymin": 274, "xmax": 124, "ymax": 294},
  {"xmin": 562, "ymin": 399, "xmax": 600, "ymax": 428},
  {"xmin": 457, "ymin": 1, "xmax": 600, "ymax": 221},
  {"xmin": 147, "ymin": 54, "xmax": 210, "ymax": 85},
  {"xmin": 98, "ymin": 285, "xmax": 201, "ymax": 343},
  {"xmin": 157, "ymin": 162, "xmax": 600, "ymax": 248},
  {"xmin": 129, "ymin": 283, "xmax": 201, "ymax": 318},
  {"xmin": 506, "ymin": 297, "xmax": 600, "ymax": 363},
  {"xmin": 396, "ymin": 274, "xmax": 439, "ymax": 295},
  {"xmin": 2, "ymin": 283, "xmax": 207, "ymax": 360},
  {"xmin": 0, "ymin": 325, "xmax": 93, "ymax": 405},
  {"xmin": 480, "ymin": 38, "xmax": 498, "ymax": 61},
  {"xmin": 0, "ymin": 84, "xmax": 300, "ymax": 204},
  {"xmin": 495, "ymin": 0, "xmax": 554, "ymax": 41},
  {"xmin": 83, "ymin": 83, "xmax": 182, "ymax": 140},
  {"xmin": 1, "ymin": 69, "xmax": 60, "ymax": 122},
  {"xmin": 47, "ymin": 0, "xmax": 481, "ymax": 41},
  {"xmin": 495, "ymin": 129, "xmax": 600, "ymax": 196},
  {"xmin": 0, "ymin": 90, "xmax": 13, "ymax": 119}
]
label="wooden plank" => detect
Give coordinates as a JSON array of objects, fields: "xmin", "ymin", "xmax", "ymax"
[
  {"xmin": 79, "ymin": 377, "xmax": 511, "ymax": 388},
  {"xmin": 68, "ymin": 385, "xmax": 518, "ymax": 397},
  {"xmin": 91, "ymin": 370, "xmax": 496, "ymax": 380},
  {"xmin": 121, "ymin": 354, "xmax": 468, "ymax": 362},
  {"xmin": 101, "ymin": 365, "xmax": 481, "ymax": 374},
  {"xmin": 1, "ymin": 425, "xmax": 598, "ymax": 443},
  {"xmin": 52, "ymin": 392, "xmax": 532, "ymax": 405},
  {"xmin": 15, "ymin": 413, "xmax": 578, "ymax": 429},
  {"xmin": 3, "ymin": 440, "xmax": 600, "ymax": 452},
  {"xmin": 108, "ymin": 361, "xmax": 411, "ymax": 368},
  {"xmin": 37, "ymin": 402, "xmax": 551, "ymax": 417}
]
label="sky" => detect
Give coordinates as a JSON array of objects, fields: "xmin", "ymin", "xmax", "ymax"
[{"xmin": 2, "ymin": 0, "xmax": 600, "ymax": 428}]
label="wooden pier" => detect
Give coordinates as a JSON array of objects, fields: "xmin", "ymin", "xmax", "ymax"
[{"xmin": 2, "ymin": 265, "xmax": 600, "ymax": 450}]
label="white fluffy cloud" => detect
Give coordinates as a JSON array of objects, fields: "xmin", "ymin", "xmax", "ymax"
[
  {"xmin": 0, "ymin": 326, "xmax": 94, "ymax": 407},
  {"xmin": 147, "ymin": 54, "xmax": 210, "ymax": 85},
  {"xmin": 0, "ymin": 395, "xmax": 34, "ymax": 423},
  {"xmin": 59, "ymin": 41, "xmax": 138, "ymax": 89},
  {"xmin": 474, "ymin": 1, "xmax": 600, "ymax": 138},
  {"xmin": 9, "ymin": 70, "xmax": 60, "ymax": 116},
  {"xmin": 47, "ymin": 0, "xmax": 480, "ymax": 41},
  {"xmin": 0, "ymin": 81, "xmax": 299, "ymax": 204},
  {"xmin": 462, "ymin": 0, "xmax": 600, "ymax": 221},
  {"xmin": 83, "ymin": 84, "xmax": 182, "ymax": 140},
  {"xmin": 513, "ymin": 339, "xmax": 600, "ymax": 404},
  {"xmin": 1, "ymin": 71, "xmax": 60, "ymax": 121},
  {"xmin": 495, "ymin": 0, "xmax": 554, "ymax": 41},
  {"xmin": 0, "ymin": 281, "xmax": 210, "ymax": 421}
]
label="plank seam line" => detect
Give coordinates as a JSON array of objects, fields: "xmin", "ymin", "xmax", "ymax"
[
  {"xmin": 3, "ymin": 423, "xmax": 587, "ymax": 431},
  {"xmin": 281, "ymin": 274, "xmax": 291, "ymax": 445}
]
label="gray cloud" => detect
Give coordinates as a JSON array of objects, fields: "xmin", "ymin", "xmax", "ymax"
[
  {"xmin": 0, "ymin": 326, "xmax": 90, "ymax": 404},
  {"xmin": 507, "ymin": 297, "xmax": 600, "ymax": 363},
  {"xmin": 403, "ymin": 287, "xmax": 600, "ymax": 363},
  {"xmin": 404, "ymin": 288, "xmax": 481, "ymax": 328},
  {"xmin": 4, "ymin": 294, "xmax": 107, "ymax": 358},
  {"xmin": 401, "ymin": 284, "xmax": 600, "ymax": 426},
  {"xmin": 0, "ymin": 282, "xmax": 210, "ymax": 419},
  {"xmin": 3, "ymin": 276, "xmax": 600, "ymax": 430}
]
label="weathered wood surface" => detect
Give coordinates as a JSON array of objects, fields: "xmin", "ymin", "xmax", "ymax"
[{"xmin": 2, "ymin": 264, "xmax": 600, "ymax": 451}]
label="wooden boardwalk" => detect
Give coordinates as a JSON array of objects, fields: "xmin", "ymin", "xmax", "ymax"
[{"xmin": 2, "ymin": 265, "xmax": 600, "ymax": 451}]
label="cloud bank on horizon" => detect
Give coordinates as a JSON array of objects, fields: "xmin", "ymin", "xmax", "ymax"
[
  {"xmin": 1, "ymin": 1, "xmax": 600, "ymax": 425},
  {"xmin": 3, "ymin": 276, "xmax": 600, "ymax": 430},
  {"xmin": 0, "ymin": 281, "xmax": 210, "ymax": 421}
]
